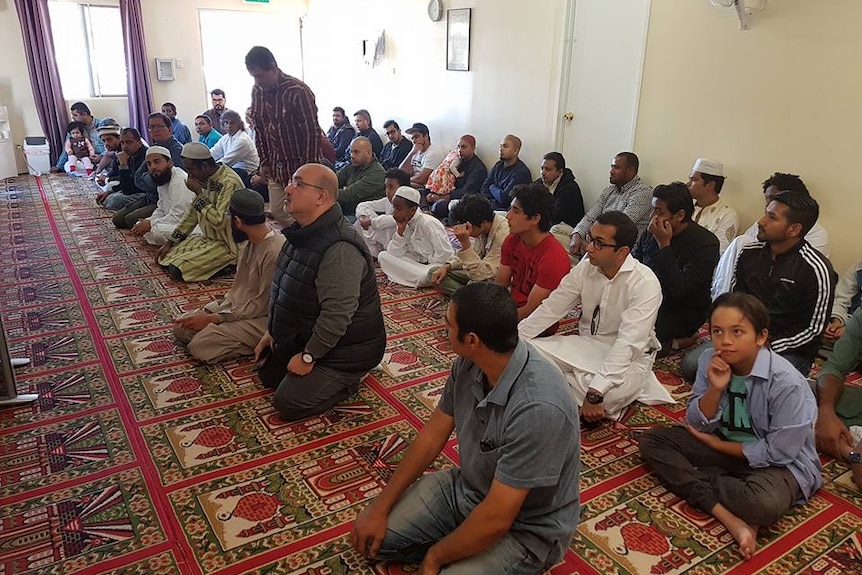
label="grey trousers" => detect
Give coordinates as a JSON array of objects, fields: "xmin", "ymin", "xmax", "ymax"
[{"xmin": 638, "ymin": 426, "xmax": 801, "ymax": 526}]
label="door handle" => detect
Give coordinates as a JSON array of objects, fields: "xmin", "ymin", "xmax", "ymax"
[{"xmin": 563, "ymin": 112, "xmax": 574, "ymax": 121}]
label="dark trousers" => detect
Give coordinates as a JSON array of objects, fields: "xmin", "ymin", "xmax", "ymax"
[
  {"xmin": 638, "ymin": 426, "xmax": 801, "ymax": 525},
  {"xmin": 112, "ymin": 197, "xmax": 156, "ymax": 229},
  {"xmin": 258, "ymin": 343, "xmax": 365, "ymax": 421}
]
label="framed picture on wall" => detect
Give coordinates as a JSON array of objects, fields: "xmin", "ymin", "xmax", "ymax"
[{"xmin": 446, "ymin": 8, "xmax": 471, "ymax": 71}]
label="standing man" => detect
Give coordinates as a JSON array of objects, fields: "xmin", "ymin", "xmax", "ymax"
[
  {"xmin": 537, "ymin": 152, "xmax": 585, "ymax": 249},
  {"xmin": 327, "ymin": 107, "xmax": 356, "ymax": 167},
  {"xmin": 632, "ymin": 182, "xmax": 719, "ymax": 355},
  {"xmin": 380, "ymin": 120, "xmax": 411, "ymax": 170},
  {"xmin": 195, "ymin": 114, "xmax": 222, "ymax": 148},
  {"xmin": 336, "ymin": 137, "xmax": 386, "ymax": 217},
  {"xmin": 254, "ymin": 163, "xmax": 386, "ymax": 421},
  {"xmin": 399, "ymin": 122, "xmax": 443, "ymax": 189},
  {"xmin": 246, "ymin": 46, "xmax": 322, "ymax": 227},
  {"xmin": 203, "ymin": 89, "xmax": 231, "ymax": 128},
  {"xmin": 569, "ymin": 152, "xmax": 653, "ymax": 256},
  {"xmin": 161, "ymin": 102, "xmax": 193, "ymax": 144},
  {"xmin": 157, "ymin": 143, "xmax": 243, "ymax": 282},
  {"xmin": 480, "ymin": 135, "xmax": 533, "ymax": 211},
  {"xmin": 174, "ymin": 189, "xmax": 285, "ymax": 364},
  {"xmin": 519, "ymin": 211, "xmax": 675, "ymax": 422},
  {"xmin": 687, "ymin": 158, "xmax": 738, "ymax": 255},
  {"xmin": 351, "ymin": 282, "xmax": 581, "ymax": 574}
]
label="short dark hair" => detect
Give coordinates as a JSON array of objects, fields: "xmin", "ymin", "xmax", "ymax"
[
  {"xmin": 451, "ymin": 283, "xmax": 519, "ymax": 354},
  {"xmin": 66, "ymin": 121, "xmax": 85, "ymax": 135},
  {"xmin": 384, "ymin": 168, "xmax": 411, "ymax": 187},
  {"xmin": 616, "ymin": 151, "xmax": 639, "ymax": 172},
  {"xmin": 543, "ymin": 151, "xmax": 566, "ymax": 171},
  {"xmin": 450, "ymin": 194, "xmax": 494, "ymax": 227},
  {"xmin": 772, "ymin": 190, "xmax": 819, "ymax": 237},
  {"xmin": 383, "ymin": 119, "xmax": 399, "ymax": 131},
  {"xmin": 511, "ymin": 183, "xmax": 556, "ymax": 232},
  {"xmin": 210, "ymin": 89, "xmax": 225, "ymax": 98},
  {"xmin": 354, "ymin": 109, "xmax": 372, "ymax": 127},
  {"xmin": 245, "ymin": 46, "xmax": 277, "ymax": 70},
  {"xmin": 595, "ymin": 211, "xmax": 638, "ymax": 250},
  {"xmin": 161, "ymin": 102, "xmax": 177, "ymax": 113},
  {"xmin": 229, "ymin": 208, "xmax": 266, "ymax": 226},
  {"xmin": 120, "ymin": 127, "xmax": 142, "ymax": 141},
  {"xmin": 332, "ymin": 106, "xmax": 345, "ymax": 116},
  {"xmin": 701, "ymin": 172, "xmax": 725, "ymax": 194},
  {"xmin": 761, "ymin": 172, "xmax": 809, "ymax": 195},
  {"xmin": 70, "ymin": 102, "xmax": 91, "ymax": 116},
  {"xmin": 147, "ymin": 112, "xmax": 171, "ymax": 129},
  {"xmin": 709, "ymin": 292, "xmax": 770, "ymax": 335},
  {"xmin": 653, "ymin": 181, "xmax": 694, "ymax": 222},
  {"xmin": 194, "ymin": 114, "xmax": 212, "ymax": 125}
]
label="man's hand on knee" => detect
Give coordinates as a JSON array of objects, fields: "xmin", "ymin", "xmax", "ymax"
[
  {"xmin": 815, "ymin": 409, "xmax": 855, "ymax": 460},
  {"xmin": 351, "ymin": 501, "xmax": 389, "ymax": 559}
]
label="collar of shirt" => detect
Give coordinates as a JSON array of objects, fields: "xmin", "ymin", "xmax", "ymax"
[
  {"xmin": 470, "ymin": 340, "xmax": 529, "ymax": 407},
  {"xmin": 546, "ymin": 175, "xmax": 562, "ymax": 195},
  {"xmin": 616, "ymin": 176, "xmax": 642, "ymax": 194},
  {"xmin": 748, "ymin": 346, "xmax": 772, "ymax": 381}
]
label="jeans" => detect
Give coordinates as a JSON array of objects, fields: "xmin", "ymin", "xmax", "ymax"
[
  {"xmin": 104, "ymin": 192, "xmax": 145, "ymax": 211},
  {"xmin": 373, "ymin": 469, "xmax": 555, "ymax": 574}
]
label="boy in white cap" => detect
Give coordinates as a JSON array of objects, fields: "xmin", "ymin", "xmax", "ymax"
[
  {"xmin": 687, "ymin": 158, "xmax": 738, "ymax": 255},
  {"xmin": 378, "ymin": 186, "xmax": 454, "ymax": 287},
  {"xmin": 129, "ymin": 146, "xmax": 193, "ymax": 246}
]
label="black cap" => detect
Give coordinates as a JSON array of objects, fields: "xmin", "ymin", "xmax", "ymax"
[{"xmin": 404, "ymin": 122, "xmax": 429, "ymax": 136}]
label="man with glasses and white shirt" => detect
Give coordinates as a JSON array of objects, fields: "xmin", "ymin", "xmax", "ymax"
[{"xmin": 519, "ymin": 211, "xmax": 674, "ymax": 423}]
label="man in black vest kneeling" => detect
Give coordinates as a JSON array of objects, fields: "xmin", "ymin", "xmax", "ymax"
[{"xmin": 254, "ymin": 163, "xmax": 386, "ymax": 421}]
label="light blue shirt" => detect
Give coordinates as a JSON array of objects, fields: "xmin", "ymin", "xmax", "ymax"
[
  {"xmin": 171, "ymin": 118, "xmax": 193, "ymax": 144},
  {"xmin": 688, "ymin": 347, "xmax": 822, "ymax": 502}
]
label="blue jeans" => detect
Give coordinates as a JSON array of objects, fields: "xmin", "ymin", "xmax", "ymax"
[
  {"xmin": 681, "ymin": 342, "xmax": 812, "ymax": 380},
  {"xmin": 374, "ymin": 469, "xmax": 554, "ymax": 574},
  {"xmin": 104, "ymin": 192, "xmax": 145, "ymax": 211}
]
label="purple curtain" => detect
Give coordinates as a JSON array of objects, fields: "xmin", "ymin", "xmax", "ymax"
[
  {"xmin": 119, "ymin": 0, "xmax": 154, "ymax": 133},
  {"xmin": 14, "ymin": 0, "xmax": 67, "ymax": 165}
]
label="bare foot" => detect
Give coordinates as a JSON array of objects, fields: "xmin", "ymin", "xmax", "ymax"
[{"xmin": 711, "ymin": 503, "xmax": 758, "ymax": 560}]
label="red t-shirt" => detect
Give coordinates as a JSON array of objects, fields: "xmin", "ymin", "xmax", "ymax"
[{"xmin": 500, "ymin": 233, "xmax": 571, "ymax": 307}]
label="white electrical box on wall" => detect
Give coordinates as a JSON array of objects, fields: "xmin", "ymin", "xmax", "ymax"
[
  {"xmin": 155, "ymin": 58, "xmax": 176, "ymax": 81},
  {"xmin": 0, "ymin": 106, "xmax": 17, "ymax": 179}
]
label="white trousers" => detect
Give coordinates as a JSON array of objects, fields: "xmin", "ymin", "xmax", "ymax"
[
  {"xmin": 378, "ymin": 251, "xmax": 435, "ymax": 288},
  {"xmin": 531, "ymin": 335, "xmax": 675, "ymax": 420},
  {"xmin": 353, "ymin": 220, "xmax": 394, "ymax": 258}
]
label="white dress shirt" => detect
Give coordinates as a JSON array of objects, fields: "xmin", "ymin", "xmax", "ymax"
[
  {"xmin": 210, "ymin": 130, "xmax": 260, "ymax": 173},
  {"xmin": 144, "ymin": 167, "xmax": 194, "ymax": 246}
]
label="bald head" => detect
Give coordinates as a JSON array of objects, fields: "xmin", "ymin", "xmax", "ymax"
[
  {"xmin": 349, "ymin": 136, "xmax": 374, "ymax": 169},
  {"xmin": 499, "ymin": 134, "xmax": 523, "ymax": 165},
  {"xmin": 504, "ymin": 134, "xmax": 522, "ymax": 150},
  {"xmin": 285, "ymin": 163, "xmax": 339, "ymax": 226},
  {"xmin": 304, "ymin": 163, "xmax": 338, "ymax": 200}
]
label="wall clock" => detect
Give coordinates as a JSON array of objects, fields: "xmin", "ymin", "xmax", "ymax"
[{"xmin": 428, "ymin": 0, "xmax": 443, "ymax": 22}]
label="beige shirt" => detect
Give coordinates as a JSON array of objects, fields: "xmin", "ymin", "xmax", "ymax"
[
  {"xmin": 693, "ymin": 201, "xmax": 738, "ymax": 255},
  {"xmin": 447, "ymin": 214, "xmax": 510, "ymax": 281}
]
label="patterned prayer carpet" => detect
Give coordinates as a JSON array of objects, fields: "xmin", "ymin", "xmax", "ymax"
[{"xmin": 0, "ymin": 173, "xmax": 860, "ymax": 575}]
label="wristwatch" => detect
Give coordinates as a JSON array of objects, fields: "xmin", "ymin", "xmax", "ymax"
[
  {"xmin": 850, "ymin": 451, "xmax": 862, "ymax": 464},
  {"xmin": 585, "ymin": 391, "xmax": 604, "ymax": 405},
  {"xmin": 301, "ymin": 352, "xmax": 314, "ymax": 364}
]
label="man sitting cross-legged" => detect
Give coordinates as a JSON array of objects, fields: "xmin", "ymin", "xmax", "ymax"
[
  {"xmin": 354, "ymin": 168, "xmax": 411, "ymax": 258},
  {"xmin": 173, "ymin": 188, "xmax": 285, "ymax": 364},
  {"xmin": 378, "ymin": 187, "xmax": 454, "ymax": 288},
  {"xmin": 496, "ymin": 183, "xmax": 571, "ymax": 326},
  {"xmin": 429, "ymin": 194, "xmax": 509, "ymax": 296},
  {"xmin": 128, "ymin": 147, "xmax": 192, "ymax": 245},
  {"xmin": 815, "ymin": 305, "xmax": 862, "ymax": 490},
  {"xmin": 157, "ymin": 142, "xmax": 243, "ymax": 282},
  {"xmin": 519, "ymin": 211, "xmax": 674, "ymax": 422},
  {"xmin": 254, "ymin": 163, "xmax": 386, "ymax": 421},
  {"xmin": 351, "ymin": 282, "xmax": 581, "ymax": 574}
]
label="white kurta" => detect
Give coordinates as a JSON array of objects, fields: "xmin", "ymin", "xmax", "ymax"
[
  {"xmin": 143, "ymin": 167, "xmax": 194, "ymax": 246},
  {"xmin": 692, "ymin": 201, "xmax": 739, "ymax": 255},
  {"xmin": 210, "ymin": 130, "xmax": 260, "ymax": 173},
  {"xmin": 378, "ymin": 210, "xmax": 454, "ymax": 288},
  {"xmin": 353, "ymin": 196, "xmax": 396, "ymax": 257},
  {"xmin": 711, "ymin": 221, "xmax": 831, "ymax": 299},
  {"xmin": 518, "ymin": 255, "xmax": 674, "ymax": 419}
]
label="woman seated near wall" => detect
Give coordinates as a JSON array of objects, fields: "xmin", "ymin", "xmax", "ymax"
[{"xmin": 211, "ymin": 110, "xmax": 260, "ymax": 188}]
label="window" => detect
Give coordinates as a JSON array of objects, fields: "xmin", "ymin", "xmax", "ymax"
[{"xmin": 48, "ymin": 2, "xmax": 127, "ymax": 98}]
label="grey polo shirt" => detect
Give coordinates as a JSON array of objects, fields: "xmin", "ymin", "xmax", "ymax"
[{"xmin": 438, "ymin": 340, "xmax": 581, "ymax": 561}]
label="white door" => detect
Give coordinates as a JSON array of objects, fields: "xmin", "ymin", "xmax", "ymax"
[{"xmin": 557, "ymin": 0, "xmax": 651, "ymax": 206}]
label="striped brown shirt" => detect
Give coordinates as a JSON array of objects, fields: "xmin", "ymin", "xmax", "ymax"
[{"xmin": 250, "ymin": 71, "xmax": 322, "ymax": 185}]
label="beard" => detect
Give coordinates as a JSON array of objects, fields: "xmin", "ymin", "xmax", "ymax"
[
  {"xmin": 231, "ymin": 225, "xmax": 249, "ymax": 244},
  {"xmin": 151, "ymin": 169, "xmax": 173, "ymax": 186}
]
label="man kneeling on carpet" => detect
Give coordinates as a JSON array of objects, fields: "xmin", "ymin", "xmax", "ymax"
[
  {"xmin": 351, "ymin": 282, "xmax": 580, "ymax": 574},
  {"xmin": 157, "ymin": 142, "xmax": 243, "ymax": 282},
  {"xmin": 173, "ymin": 188, "xmax": 285, "ymax": 363},
  {"xmin": 253, "ymin": 163, "xmax": 386, "ymax": 421},
  {"xmin": 518, "ymin": 211, "xmax": 674, "ymax": 423},
  {"xmin": 639, "ymin": 293, "xmax": 822, "ymax": 560}
]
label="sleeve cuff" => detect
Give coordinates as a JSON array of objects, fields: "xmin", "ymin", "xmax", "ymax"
[
  {"xmin": 588, "ymin": 374, "xmax": 612, "ymax": 395},
  {"xmin": 193, "ymin": 196, "xmax": 212, "ymax": 212}
]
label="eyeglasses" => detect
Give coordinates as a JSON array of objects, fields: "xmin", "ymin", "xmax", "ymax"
[
  {"xmin": 288, "ymin": 177, "xmax": 327, "ymax": 192},
  {"xmin": 590, "ymin": 305, "xmax": 601, "ymax": 336},
  {"xmin": 585, "ymin": 233, "xmax": 621, "ymax": 250}
]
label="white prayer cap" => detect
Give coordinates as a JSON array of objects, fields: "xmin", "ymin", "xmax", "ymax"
[
  {"xmin": 145, "ymin": 146, "xmax": 171, "ymax": 159},
  {"xmin": 393, "ymin": 186, "xmax": 421, "ymax": 205},
  {"xmin": 691, "ymin": 158, "xmax": 724, "ymax": 177}
]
